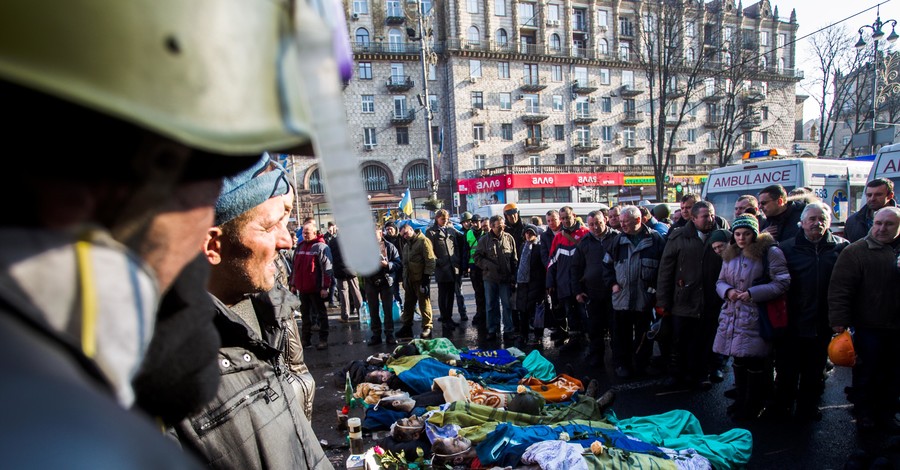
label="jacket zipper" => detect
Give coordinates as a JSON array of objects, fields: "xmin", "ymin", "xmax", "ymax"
[{"xmin": 199, "ymin": 386, "xmax": 270, "ymax": 432}]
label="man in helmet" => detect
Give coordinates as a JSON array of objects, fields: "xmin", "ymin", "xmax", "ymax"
[{"xmin": 0, "ymin": 0, "xmax": 348, "ymax": 466}]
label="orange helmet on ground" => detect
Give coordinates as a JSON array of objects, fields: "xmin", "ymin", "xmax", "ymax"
[{"xmin": 828, "ymin": 330, "xmax": 856, "ymax": 367}]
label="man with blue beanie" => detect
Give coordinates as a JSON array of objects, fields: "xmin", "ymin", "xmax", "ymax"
[{"xmin": 173, "ymin": 155, "xmax": 329, "ymax": 469}]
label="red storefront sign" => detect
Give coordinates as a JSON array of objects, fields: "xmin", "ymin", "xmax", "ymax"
[{"xmin": 458, "ymin": 172, "xmax": 624, "ymax": 193}]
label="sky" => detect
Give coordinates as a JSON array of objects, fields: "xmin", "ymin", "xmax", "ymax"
[{"xmin": 788, "ymin": 0, "xmax": 898, "ymax": 120}]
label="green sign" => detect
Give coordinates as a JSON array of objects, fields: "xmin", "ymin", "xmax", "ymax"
[
  {"xmin": 675, "ymin": 183, "xmax": 683, "ymax": 192},
  {"xmin": 624, "ymin": 176, "xmax": 656, "ymax": 186}
]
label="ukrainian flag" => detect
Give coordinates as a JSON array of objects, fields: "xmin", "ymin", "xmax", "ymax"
[{"xmin": 399, "ymin": 188, "xmax": 413, "ymax": 216}]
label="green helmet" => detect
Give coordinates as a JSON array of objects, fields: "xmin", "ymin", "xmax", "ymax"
[
  {"xmin": 0, "ymin": 0, "xmax": 329, "ymax": 156},
  {"xmin": 462, "ymin": 212, "xmax": 474, "ymax": 221}
]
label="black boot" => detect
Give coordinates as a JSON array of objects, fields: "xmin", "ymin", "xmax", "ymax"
[
  {"xmin": 735, "ymin": 368, "xmax": 768, "ymax": 421},
  {"xmin": 728, "ymin": 364, "xmax": 747, "ymax": 417}
]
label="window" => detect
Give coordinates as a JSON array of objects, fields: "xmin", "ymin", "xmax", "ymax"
[
  {"xmin": 556, "ymin": 154, "xmax": 566, "ymax": 164},
  {"xmin": 723, "ymin": 52, "xmax": 732, "ymax": 66},
  {"xmin": 501, "ymin": 123, "xmax": 513, "ymax": 140},
  {"xmin": 474, "ymin": 154, "xmax": 486, "ymax": 169},
  {"xmin": 760, "ymin": 31, "xmax": 769, "ymax": 46},
  {"xmin": 575, "ymin": 125, "xmax": 590, "ymax": 145},
  {"xmin": 386, "ymin": 0, "xmax": 401, "ymax": 16},
  {"xmin": 355, "ymin": 28, "xmax": 370, "ymax": 47},
  {"xmin": 358, "ymin": 62, "xmax": 372, "ymax": 80},
  {"xmin": 518, "ymin": 2, "xmax": 535, "ymax": 26},
  {"xmin": 495, "ymin": 0, "xmax": 506, "ymax": 16},
  {"xmin": 842, "ymin": 136, "xmax": 851, "ymax": 146},
  {"xmin": 624, "ymin": 98, "xmax": 635, "ymax": 113},
  {"xmin": 761, "ymin": 130, "xmax": 769, "ymax": 144},
  {"xmin": 687, "ymin": 129, "xmax": 696, "ymax": 142},
  {"xmin": 601, "ymin": 97, "xmax": 611, "ymax": 113},
  {"xmin": 390, "ymin": 62, "xmax": 405, "ymax": 82},
  {"xmin": 622, "ymin": 70, "xmax": 634, "ymax": 89},
  {"xmin": 551, "ymin": 65, "xmax": 562, "ymax": 81},
  {"xmin": 309, "ymin": 169, "xmax": 324, "ymax": 193},
  {"xmin": 498, "ymin": 61, "xmax": 510, "ymax": 78},
  {"xmin": 548, "ymin": 4, "xmax": 560, "ymax": 21},
  {"xmin": 396, "ymin": 127, "xmax": 409, "ymax": 145},
  {"xmin": 778, "ymin": 57, "xmax": 785, "ymax": 72},
  {"xmin": 524, "ymin": 63, "xmax": 539, "ymax": 84},
  {"xmin": 550, "ymin": 34, "xmax": 561, "ymax": 52},
  {"xmin": 529, "ymin": 155, "xmax": 541, "ymax": 166},
  {"xmin": 685, "ymin": 22, "xmax": 695, "ymax": 38},
  {"xmin": 624, "ymin": 156, "xmax": 635, "ymax": 165},
  {"xmin": 496, "ymin": 29, "xmax": 509, "ymax": 47},
  {"xmin": 601, "ymin": 154, "xmax": 612, "ymax": 165},
  {"xmin": 471, "ymin": 91, "xmax": 484, "ymax": 109},
  {"xmin": 428, "ymin": 64, "xmax": 437, "ymax": 80},
  {"xmin": 598, "ymin": 39, "xmax": 609, "ymax": 55},
  {"xmin": 407, "ymin": 163, "xmax": 428, "ymax": 189},
  {"xmin": 573, "ymin": 66, "xmax": 588, "ymax": 85},
  {"xmin": 687, "ymin": 154, "xmax": 697, "ymax": 165},
  {"xmin": 685, "ymin": 48, "xmax": 695, "ymax": 64},
  {"xmin": 363, "ymin": 127, "xmax": 377, "ymax": 146},
  {"xmin": 361, "ymin": 95, "xmax": 375, "ymax": 113},
  {"xmin": 572, "ymin": 9, "xmax": 586, "ymax": 31},
  {"xmin": 724, "ymin": 27, "xmax": 733, "ymax": 43},
  {"xmin": 503, "ymin": 154, "xmax": 514, "ymax": 165},
  {"xmin": 577, "ymin": 156, "xmax": 590, "ymax": 165},
  {"xmin": 523, "ymin": 93, "xmax": 539, "ymax": 113},
  {"xmin": 552, "ymin": 95, "xmax": 563, "ymax": 111},
  {"xmin": 619, "ymin": 42, "xmax": 630, "ymax": 61},
  {"xmin": 598, "ymin": 10, "xmax": 608, "ymax": 27},
  {"xmin": 432, "ymin": 126, "xmax": 441, "ymax": 145},
  {"xmin": 388, "ymin": 29, "xmax": 404, "ymax": 52},
  {"xmin": 623, "ymin": 127, "xmax": 635, "ymax": 147},
  {"xmin": 526, "ymin": 124, "xmax": 542, "ymax": 140},
  {"xmin": 473, "ymin": 124, "xmax": 485, "ymax": 141},
  {"xmin": 602, "ymin": 126, "xmax": 612, "ymax": 141},
  {"xmin": 761, "ymin": 106, "xmax": 769, "ymax": 120},
  {"xmin": 469, "ymin": 60, "xmax": 482, "ymax": 77},
  {"xmin": 429, "ymin": 94, "xmax": 439, "ymax": 112},
  {"xmin": 421, "ymin": 0, "xmax": 432, "ymax": 13},
  {"xmin": 599, "ymin": 68, "xmax": 610, "ymax": 85},
  {"xmin": 619, "ymin": 17, "xmax": 633, "ymax": 36},
  {"xmin": 467, "ymin": 26, "xmax": 480, "ymax": 44},
  {"xmin": 467, "ymin": 0, "xmax": 478, "ymax": 13},
  {"xmin": 499, "ymin": 92, "xmax": 512, "ymax": 110},
  {"xmin": 353, "ymin": 0, "xmax": 368, "ymax": 14},
  {"xmin": 777, "ymin": 33, "xmax": 786, "ymax": 48},
  {"xmin": 393, "ymin": 96, "xmax": 408, "ymax": 118},
  {"xmin": 575, "ymin": 98, "xmax": 589, "ymax": 117},
  {"xmin": 554, "ymin": 124, "xmax": 565, "ymax": 140}
]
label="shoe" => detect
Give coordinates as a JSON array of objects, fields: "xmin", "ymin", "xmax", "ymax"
[
  {"xmin": 615, "ymin": 366, "xmax": 631, "ymax": 379},
  {"xmin": 386, "ymin": 336, "xmax": 397, "ymax": 345},
  {"xmin": 502, "ymin": 332, "xmax": 517, "ymax": 343},
  {"xmin": 396, "ymin": 326, "xmax": 413, "ymax": 340},
  {"xmin": 338, "ymin": 316, "xmax": 351, "ymax": 323},
  {"xmin": 420, "ymin": 328, "xmax": 432, "ymax": 339},
  {"xmin": 316, "ymin": 340, "xmax": 328, "ymax": 350},
  {"xmin": 596, "ymin": 390, "xmax": 616, "ymax": 411},
  {"xmin": 484, "ymin": 332, "xmax": 498, "ymax": 341},
  {"xmin": 328, "ymin": 303, "xmax": 336, "ymax": 308},
  {"xmin": 460, "ymin": 313, "xmax": 469, "ymax": 321},
  {"xmin": 710, "ymin": 368, "xmax": 726, "ymax": 383},
  {"xmin": 368, "ymin": 336, "xmax": 382, "ymax": 346}
]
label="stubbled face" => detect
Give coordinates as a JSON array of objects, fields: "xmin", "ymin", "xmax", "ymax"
[
  {"xmin": 681, "ymin": 198, "xmax": 695, "ymax": 217},
  {"xmin": 608, "ymin": 208, "xmax": 621, "ymax": 229},
  {"xmin": 559, "ymin": 209, "xmax": 575, "ymax": 229},
  {"xmin": 491, "ymin": 218, "xmax": 505, "ymax": 235},
  {"xmin": 871, "ymin": 210, "xmax": 900, "ymax": 244},
  {"xmin": 220, "ymin": 193, "xmax": 293, "ymax": 295},
  {"xmin": 758, "ymin": 193, "xmax": 785, "ymax": 218},
  {"xmin": 587, "ymin": 213, "xmax": 607, "ymax": 237},
  {"xmin": 401, "ymin": 224, "xmax": 415, "ymax": 239},
  {"xmin": 801, "ymin": 207, "xmax": 829, "ymax": 241},
  {"xmin": 735, "ymin": 198, "xmax": 755, "ymax": 218},
  {"xmin": 733, "ymin": 227, "xmax": 755, "ymax": 249},
  {"xmin": 692, "ymin": 207, "xmax": 716, "ymax": 233},
  {"xmin": 505, "ymin": 212, "xmax": 519, "ymax": 225},
  {"xmin": 865, "ymin": 184, "xmax": 894, "ymax": 212},
  {"xmin": 546, "ymin": 212, "xmax": 561, "ymax": 231},
  {"xmin": 480, "ymin": 219, "xmax": 490, "ymax": 231},
  {"xmin": 385, "ymin": 226, "xmax": 398, "ymax": 237}
]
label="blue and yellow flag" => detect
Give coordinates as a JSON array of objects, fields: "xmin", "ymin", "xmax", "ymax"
[{"xmin": 399, "ymin": 188, "xmax": 413, "ymax": 216}]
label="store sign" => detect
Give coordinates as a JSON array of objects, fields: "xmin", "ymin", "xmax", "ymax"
[
  {"xmin": 457, "ymin": 176, "xmax": 507, "ymax": 194},
  {"xmin": 624, "ymin": 176, "xmax": 656, "ymax": 186},
  {"xmin": 510, "ymin": 172, "xmax": 625, "ymax": 188}
]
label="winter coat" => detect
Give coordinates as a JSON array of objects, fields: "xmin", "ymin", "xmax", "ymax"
[
  {"xmin": 546, "ymin": 222, "xmax": 590, "ymax": 300},
  {"xmin": 328, "ymin": 236, "xmax": 356, "ymax": 280},
  {"xmin": 603, "ymin": 225, "xmax": 666, "ymax": 311},
  {"xmin": 828, "ymin": 235, "xmax": 900, "ymax": 330},
  {"xmin": 844, "ymin": 199, "xmax": 897, "ymax": 243},
  {"xmin": 466, "ymin": 228, "xmax": 485, "ymax": 266},
  {"xmin": 175, "ymin": 295, "xmax": 331, "ymax": 470},
  {"xmin": 516, "ymin": 231, "xmax": 548, "ymax": 307},
  {"xmin": 505, "ymin": 217, "xmax": 527, "ymax": 253},
  {"xmin": 539, "ymin": 226, "xmax": 560, "ymax": 267},
  {"xmin": 713, "ymin": 233, "xmax": 790, "ymax": 358},
  {"xmin": 401, "ymin": 231, "xmax": 436, "ymax": 285},
  {"xmin": 761, "ymin": 200, "xmax": 805, "ymax": 243},
  {"xmin": 425, "ymin": 224, "xmax": 462, "ymax": 283},
  {"xmin": 656, "ymin": 221, "xmax": 727, "ymax": 319},
  {"xmin": 646, "ymin": 216, "xmax": 669, "ymax": 237},
  {"xmin": 780, "ymin": 230, "xmax": 848, "ymax": 338},
  {"xmin": 474, "ymin": 230, "xmax": 518, "ymax": 284},
  {"xmin": 292, "ymin": 236, "xmax": 333, "ymax": 294},
  {"xmin": 571, "ymin": 228, "xmax": 619, "ymax": 301},
  {"xmin": 362, "ymin": 240, "xmax": 400, "ymax": 288}
]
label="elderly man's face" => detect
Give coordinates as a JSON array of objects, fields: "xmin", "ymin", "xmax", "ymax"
[
  {"xmin": 872, "ymin": 210, "xmax": 900, "ymax": 244},
  {"xmin": 801, "ymin": 207, "xmax": 829, "ymax": 241},
  {"xmin": 735, "ymin": 198, "xmax": 755, "ymax": 218},
  {"xmin": 865, "ymin": 184, "xmax": 894, "ymax": 212},
  {"xmin": 692, "ymin": 207, "xmax": 716, "ymax": 233},
  {"xmin": 301, "ymin": 223, "xmax": 318, "ymax": 242},
  {"xmin": 620, "ymin": 212, "xmax": 641, "ymax": 235},
  {"xmin": 220, "ymin": 193, "xmax": 293, "ymax": 295},
  {"xmin": 491, "ymin": 218, "xmax": 505, "ymax": 235}
]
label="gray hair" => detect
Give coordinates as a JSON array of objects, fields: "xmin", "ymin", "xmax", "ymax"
[
  {"xmin": 620, "ymin": 205, "xmax": 641, "ymax": 220},
  {"xmin": 801, "ymin": 201, "xmax": 832, "ymax": 225}
]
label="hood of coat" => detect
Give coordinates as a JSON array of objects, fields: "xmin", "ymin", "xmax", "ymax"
[{"xmin": 722, "ymin": 232, "xmax": 776, "ymax": 262}]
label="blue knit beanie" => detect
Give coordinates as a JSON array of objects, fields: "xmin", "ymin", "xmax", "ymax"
[{"xmin": 215, "ymin": 153, "xmax": 292, "ymax": 226}]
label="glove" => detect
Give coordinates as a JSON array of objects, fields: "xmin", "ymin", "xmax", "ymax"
[
  {"xmin": 420, "ymin": 276, "xmax": 431, "ymax": 296},
  {"xmin": 654, "ymin": 306, "xmax": 669, "ymax": 318}
]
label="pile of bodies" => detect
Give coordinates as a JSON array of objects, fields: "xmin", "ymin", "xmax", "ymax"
[{"xmin": 340, "ymin": 338, "xmax": 753, "ymax": 469}]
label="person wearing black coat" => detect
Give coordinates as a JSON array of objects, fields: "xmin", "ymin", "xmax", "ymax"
[
  {"xmin": 572, "ymin": 210, "xmax": 619, "ymax": 368},
  {"xmin": 364, "ymin": 227, "xmax": 402, "ymax": 345},
  {"xmin": 758, "ymin": 185, "xmax": 810, "ymax": 243},
  {"xmin": 515, "ymin": 224, "xmax": 547, "ymax": 345},
  {"xmin": 773, "ymin": 202, "xmax": 849, "ymax": 420}
]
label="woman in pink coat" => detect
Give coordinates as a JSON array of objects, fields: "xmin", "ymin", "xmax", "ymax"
[{"xmin": 714, "ymin": 215, "xmax": 790, "ymax": 421}]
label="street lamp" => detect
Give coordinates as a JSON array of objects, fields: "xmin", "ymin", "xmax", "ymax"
[
  {"xmin": 855, "ymin": 7, "xmax": 898, "ymax": 153},
  {"xmin": 407, "ymin": 0, "xmax": 439, "ymax": 204}
]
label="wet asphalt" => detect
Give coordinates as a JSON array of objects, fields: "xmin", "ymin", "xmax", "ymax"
[{"xmin": 304, "ymin": 279, "xmax": 899, "ymax": 469}]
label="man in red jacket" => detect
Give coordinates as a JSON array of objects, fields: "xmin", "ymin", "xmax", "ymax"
[{"xmin": 293, "ymin": 223, "xmax": 334, "ymax": 350}]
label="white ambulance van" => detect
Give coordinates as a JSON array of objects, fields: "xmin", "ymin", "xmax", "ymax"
[
  {"xmin": 702, "ymin": 158, "xmax": 873, "ymax": 232},
  {"xmin": 867, "ymin": 143, "xmax": 900, "ymax": 190}
]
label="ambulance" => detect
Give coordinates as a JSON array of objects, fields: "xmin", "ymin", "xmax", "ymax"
[
  {"xmin": 702, "ymin": 157, "xmax": 873, "ymax": 231},
  {"xmin": 867, "ymin": 142, "xmax": 900, "ymax": 190}
]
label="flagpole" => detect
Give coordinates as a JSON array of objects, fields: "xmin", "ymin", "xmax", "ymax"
[{"xmin": 416, "ymin": 0, "xmax": 438, "ymax": 203}]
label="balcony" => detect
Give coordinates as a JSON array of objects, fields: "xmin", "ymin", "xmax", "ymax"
[
  {"xmin": 702, "ymin": 146, "xmax": 720, "ymax": 154},
  {"xmin": 521, "ymin": 107, "xmax": 549, "ymax": 122},
  {"xmin": 665, "ymin": 87, "xmax": 685, "ymax": 99},
  {"xmin": 669, "ymin": 140, "xmax": 688, "ymax": 152},
  {"xmin": 622, "ymin": 141, "xmax": 646, "ymax": 153},
  {"xmin": 739, "ymin": 114, "xmax": 762, "ymax": 129},
  {"xmin": 572, "ymin": 79, "xmax": 599, "ymax": 94},
  {"xmin": 390, "ymin": 109, "xmax": 416, "ymax": 124},
  {"xmin": 704, "ymin": 116, "xmax": 723, "ymax": 128},
  {"xmin": 524, "ymin": 137, "xmax": 550, "ymax": 150},
  {"xmin": 620, "ymin": 84, "xmax": 644, "ymax": 97},
  {"xmin": 701, "ymin": 92, "xmax": 724, "ymax": 102},
  {"xmin": 520, "ymin": 77, "xmax": 548, "ymax": 92},
  {"xmin": 743, "ymin": 141, "xmax": 757, "ymax": 151},
  {"xmin": 385, "ymin": 14, "xmax": 405, "ymax": 25},
  {"xmin": 573, "ymin": 138, "xmax": 601, "ymax": 152},
  {"xmin": 386, "ymin": 75, "xmax": 414, "ymax": 91},
  {"xmin": 621, "ymin": 110, "xmax": 644, "ymax": 125},
  {"xmin": 573, "ymin": 111, "xmax": 598, "ymax": 124},
  {"xmin": 740, "ymin": 87, "xmax": 766, "ymax": 103},
  {"xmin": 664, "ymin": 115, "xmax": 681, "ymax": 127}
]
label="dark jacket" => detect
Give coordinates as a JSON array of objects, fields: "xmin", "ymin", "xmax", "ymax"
[
  {"xmin": 762, "ymin": 200, "xmax": 805, "ymax": 243},
  {"xmin": 828, "ymin": 235, "xmax": 900, "ymax": 330},
  {"xmin": 572, "ymin": 228, "xmax": 619, "ymax": 301},
  {"xmin": 780, "ymin": 230, "xmax": 849, "ymax": 338},
  {"xmin": 539, "ymin": 226, "xmax": 560, "ymax": 267},
  {"xmin": 546, "ymin": 222, "xmax": 590, "ymax": 299},
  {"xmin": 401, "ymin": 231, "xmax": 436, "ymax": 285},
  {"xmin": 328, "ymin": 236, "xmax": 355, "ymax": 280},
  {"xmin": 516, "ymin": 227, "xmax": 548, "ymax": 307},
  {"xmin": 292, "ymin": 236, "xmax": 333, "ymax": 294},
  {"xmin": 656, "ymin": 221, "xmax": 727, "ymax": 319},
  {"xmin": 603, "ymin": 225, "xmax": 667, "ymax": 311},
  {"xmin": 425, "ymin": 224, "xmax": 462, "ymax": 283},
  {"xmin": 363, "ymin": 239, "xmax": 400, "ymax": 288},
  {"xmin": 844, "ymin": 199, "xmax": 897, "ymax": 243},
  {"xmin": 474, "ymin": 230, "xmax": 518, "ymax": 284},
  {"xmin": 504, "ymin": 217, "xmax": 527, "ymax": 253},
  {"xmin": 175, "ymin": 296, "xmax": 330, "ymax": 469}
]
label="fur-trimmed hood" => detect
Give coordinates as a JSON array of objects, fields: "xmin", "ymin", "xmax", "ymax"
[{"xmin": 721, "ymin": 232, "xmax": 776, "ymax": 262}]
